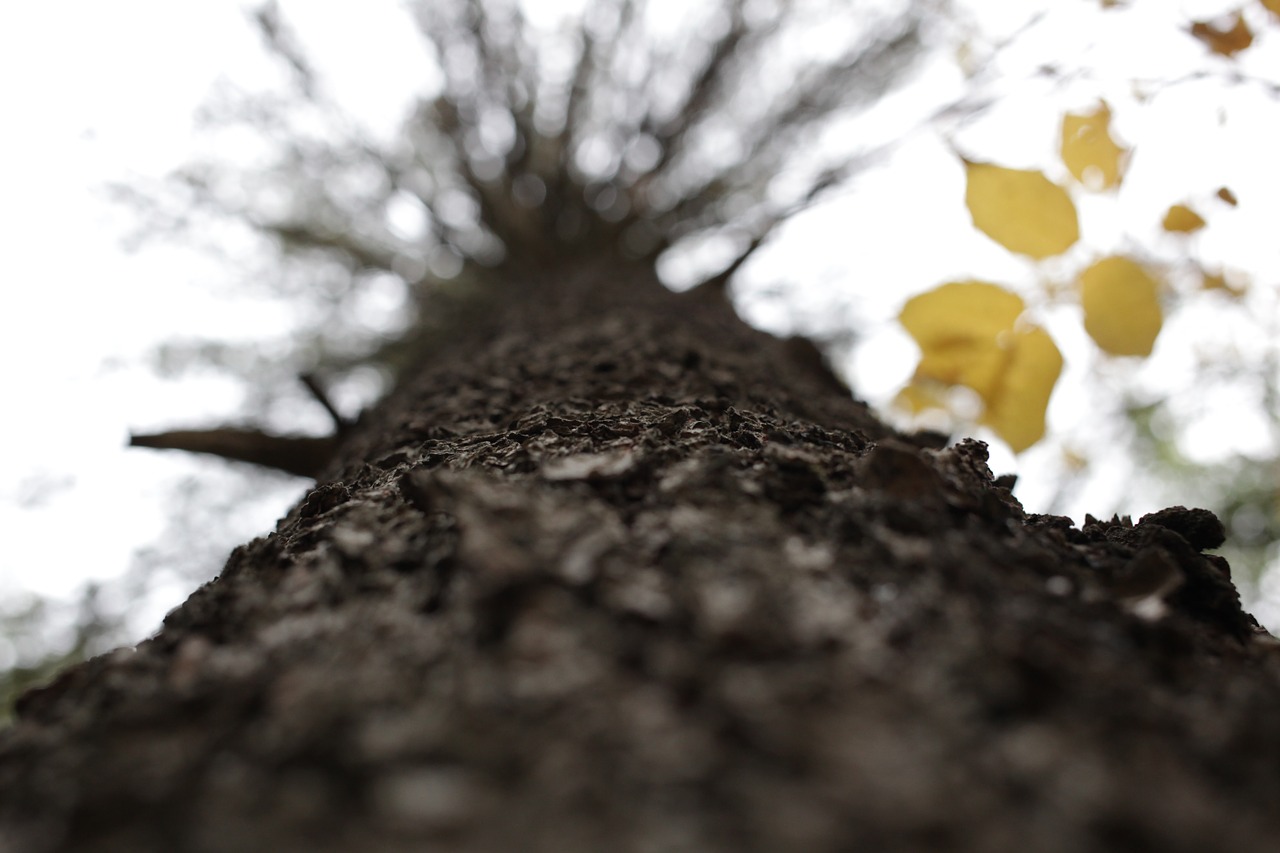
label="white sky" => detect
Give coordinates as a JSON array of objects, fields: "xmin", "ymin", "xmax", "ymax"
[{"xmin": 2, "ymin": 0, "xmax": 1279, "ymax": 643}]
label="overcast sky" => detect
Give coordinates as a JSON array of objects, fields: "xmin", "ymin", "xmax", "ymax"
[{"xmin": 2, "ymin": 0, "xmax": 1278, "ymax": 645}]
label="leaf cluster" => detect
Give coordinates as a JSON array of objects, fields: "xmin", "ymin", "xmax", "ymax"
[{"xmin": 895, "ymin": 1, "xmax": 1279, "ymax": 452}]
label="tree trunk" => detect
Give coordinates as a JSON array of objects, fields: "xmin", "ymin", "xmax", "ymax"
[{"xmin": 3, "ymin": 261, "xmax": 1278, "ymax": 853}]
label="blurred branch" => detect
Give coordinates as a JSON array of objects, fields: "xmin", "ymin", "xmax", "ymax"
[
  {"xmin": 253, "ymin": 1, "xmax": 319, "ymax": 100},
  {"xmin": 129, "ymin": 429, "xmax": 338, "ymax": 479},
  {"xmin": 111, "ymin": 0, "xmax": 937, "ymax": 389},
  {"xmin": 639, "ymin": 0, "xmax": 753, "ymax": 181}
]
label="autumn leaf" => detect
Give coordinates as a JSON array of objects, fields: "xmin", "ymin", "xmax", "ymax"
[
  {"xmin": 1162, "ymin": 204, "xmax": 1206, "ymax": 233},
  {"xmin": 1061, "ymin": 102, "xmax": 1127, "ymax": 190},
  {"xmin": 1201, "ymin": 271, "xmax": 1228, "ymax": 292},
  {"xmin": 900, "ymin": 281, "xmax": 1024, "ymax": 399},
  {"xmin": 1078, "ymin": 256, "xmax": 1163, "ymax": 356},
  {"xmin": 1217, "ymin": 186, "xmax": 1239, "ymax": 206},
  {"xmin": 899, "ymin": 281, "xmax": 1062, "ymax": 451},
  {"xmin": 1201, "ymin": 269, "xmax": 1246, "ymax": 297},
  {"xmin": 1265, "ymin": 0, "xmax": 1280, "ymax": 18},
  {"xmin": 1189, "ymin": 14, "xmax": 1254, "ymax": 57},
  {"xmin": 981, "ymin": 326, "xmax": 1063, "ymax": 453},
  {"xmin": 894, "ymin": 380, "xmax": 948, "ymax": 415},
  {"xmin": 964, "ymin": 162, "xmax": 1080, "ymax": 259}
]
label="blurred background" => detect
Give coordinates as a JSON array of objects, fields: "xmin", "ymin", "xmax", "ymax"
[{"xmin": 2, "ymin": 0, "xmax": 1278, "ymax": 711}]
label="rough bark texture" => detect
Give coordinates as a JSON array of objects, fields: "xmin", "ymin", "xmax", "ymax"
[{"xmin": 4, "ymin": 264, "xmax": 1280, "ymax": 852}]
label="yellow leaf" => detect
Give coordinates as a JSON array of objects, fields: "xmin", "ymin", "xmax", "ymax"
[
  {"xmin": 1265, "ymin": 0, "xmax": 1280, "ymax": 18},
  {"xmin": 894, "ymin": 380, "xmax": 948, "ymax": 414},
  {"xmin": 1201, "ymin": 270, "xmax": 1246, "ymax": 297},
  {"xmin": 1078, "ymin": 257, "xmax": 1163, "ymax": 356},
  {"xmin": 1201, "ymin": 271, "xmax": 1228, "ymax": 292},
  {"xmin": 1216, "ymin": 186, "xmax": 1238, "ymax": 206},
  {"xmin": 1162, "ymin": 203, "xmax": 1206, "ymax": 233},
  {"xmin": 1190, "ymin": 14, "xmax": 1253, "ymax": 57},
  {"xmin": 964, "ymin": 162, "xmax": 1080, "ymax": 259},
  {"xmin": 900, "ymin": 281, "xmax": 1024, "ymax": 399},
  {"xmin": 899, "ymin": 281, "xmax": 1063, "ymax": 452},
  {"xmin": 1060, "ymin": 102, "xmax": 1127, "ymax": 190},
  {"xmin": 980, "ymin": 326, "xmax": 1063, "ymax": 453},
  {"xmin": 900, "ymin": 281, "xmax": 1024, "ymax": 344}
]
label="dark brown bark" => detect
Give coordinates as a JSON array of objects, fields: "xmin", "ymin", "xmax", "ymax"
[{"xmin": 3, "ymin": 262, "xmax": 1280, "ymax": 852}]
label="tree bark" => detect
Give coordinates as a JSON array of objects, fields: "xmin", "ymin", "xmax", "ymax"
[{"xmin": 3, "ymin": 261, "xmax": 1279, "ymax": 852}]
